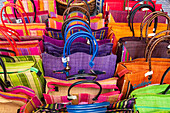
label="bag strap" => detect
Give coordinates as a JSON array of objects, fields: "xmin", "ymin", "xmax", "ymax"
[
  {"xmin": 61, "ymin": 17, "xmax": 90, "ymax": 41},
  {"xmin": 0, "ymin": 57, "xmax": 11, "ymax": 88},
  {"xmin": 145, "ymin": 12, "xmax": 170, "ymax": 42},
  {"xmin": 67, "ymin": 80, "xmax": 102, "ymax": 101},
  {"xmin": 63, "ymin": 19, "xmax": 91, "ymax": 41},
  {"xmin": 1, "ymin": 3, "xmax": 30, "ymax": 36},
  {"xmin": 14, "ymin": 0, "xmax": 36, "ymax": 23},
  {"xmin": 67, "ymin": 0, "xmax": 90, "ymax": 13},
  {"xmin": 146, "ymin": 35, "xmax": 170, "ymax": 80},
  {"xmin": 160, "ymin": 67, "xmax": 170, "ymax": 85},
  {"xmin": 128, "ymin": 4, "xmax": 156, "ymax": 37},
  {"xmin": 140, "ymin": 11, "xmax": 164, "ymax": 40},
  {"xmin": 63, "ymin": 6, "xmax": 90, "ymax": 23}
]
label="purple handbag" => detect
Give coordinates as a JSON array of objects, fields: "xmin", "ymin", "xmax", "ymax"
[
  {"xmin": 42, "ymin": 52, "xmax": 117, "ymax": 80},
  {"xmin": 46, "ymin": 27, "xmax": 109, "ymax": 40},
  {"xmin": 43, "ymin": 35, "xmax": 111, "ymax": 47},
  {"xmin": 44, "ymin": 42, "xmax": 113, "ymax": 57}
]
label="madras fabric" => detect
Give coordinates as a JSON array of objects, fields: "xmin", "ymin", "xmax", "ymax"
[
  {"xmin": 4, "ymin": 0, "xmax": 38, "ymax": 14},
  {"xmin": 4, "ymin": 10, "xmax": 49, "ymax": 23},
  {"xmin": 0, "ymin": 55, "xmax": 45, "ymax": 99},
  {"xmin": 19, "ymin": 96, "xmax": 42, "ymax": 113},
  {"xmin": 108, "ymin": 98, "xmax": 135, "ymax": 109},
  {"xmin": 47, "ymin": 27, "xmax": 108, "ymax": 40},
  {"xmin": 121, "ymin": 45, "xmax": 133, "ymax": 62},
  {"xmin": 39, "ymin": 0, "xmax": 57, "ymax": 17},
  {"xmin": 0, "ymin": 40, "xmax": 42, "ymax": 56},
  {"xmin": 44, "ymin": 93, "xmax": 122, "ymax": 105},
  {"xmin": 49, "ymin": 18, "xmax": 105, "ymax": 30},
  {"xmin": 1, "ymin": 23, "xmax": 46, "ymax": 36},
  {"xmin": 130, "ymin": 84, "xmax": 170, "ymax": 113},
  {"xmin": 33, "ymin": 103, "xmax": 70, "ymax": 113}
]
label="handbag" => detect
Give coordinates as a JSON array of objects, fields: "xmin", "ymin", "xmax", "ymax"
[
  {"xmin": 130, "ymin": 67, "xmax": 170, "ymax": 112},
  {"xmin": 66, "ymin": 80, "xmax": 110, "ymax": 113},
  {"xmin": 115, "ymin": 34, "xmax": 170, "ymax": 99},
  {"xmin": 42, "ymin": 31, "xmax": 116, "ymax": 80},
  {"xmin": 0, "ymin": 54, "xmax": 45, "ymax": 99},
  {"xmin": 116, "ymin": 11, "xmax": 170, "ymax": 62},
  {"xmin": 1, "ymin": 3, "xmax": 46, "ymax": 37},
  {"xmin": 44, "ymin": 77, "xmax": 121, "ymax": 104}
]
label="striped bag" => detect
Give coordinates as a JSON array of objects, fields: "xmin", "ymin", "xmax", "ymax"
[
  {"xmin": 0, "ymin": 85, "xmax": 36, "ymax": 113},
  {"xmin": 0, "ymin": 55, "xmax": 45, "ymax": 99}
]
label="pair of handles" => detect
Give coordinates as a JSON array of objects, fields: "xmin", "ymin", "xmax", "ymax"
[
  {"xmin": 1, "ymin": 3, "xmax": 32, "ymax": 36},
  {"xmin": 13, "ymin": 0, "xmax": 36, "ymax": 23},
  {"xmin": 127, "ymin": 0, "xmax": 157, "ymax": 37},
  {"xmin": 143, "ymin": 30, "xmax": 170, "ymax": 79},
  {"xmin": 0, "ymin": 25, "xmax": 22, "ymax": 55}
]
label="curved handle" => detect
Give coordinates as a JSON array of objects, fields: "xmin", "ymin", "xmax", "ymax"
[
  {"xmin": 67, "ymin": 80, "xmax": 102, "ymax": 101},
  {"xmin": 0, "ymin": 29, "xmax": 17, "ymax": 54},
  {"xmin": 129, "ymin": 4, "xmax": 155, "ymax": 37},
  {"xmin": 1, "ymin": 3, "xmax": 29, "ymax": 36},
  {"xmin": 145, "ymin": 30, "xmax": 170, "ymax": 59},
  {"xmin": 66, "ymin": 73, "xmax": 97, "ymax": 80},
  {"xmin": 160, "ymin": 67, "xmax": 170, "ymax": 85},
  {"xmin": 130, "ymin": 0, "xmax": 155, "ymax": 15},
  {"xmin": 147, "ymin": 35, "xmax": 170, "ymax": 74},
  {"xmin": 63, "ymin": 6, "xmax": 90, "ymax": 23},
  {"xmin": 140, "ymin": 11, "xmax": 164, "ymax": 40},
  {"xmin": 63, "ymin": 31, "xmax": 98, "ymax": 68},
  {"xmin": 67, "ymin": 0, "xmax": 90, "ymax": 13},
  {"xmin": 14, "ymin": 0, "xmax": 36, "ymax": 23},
  {"xmin": 61, "ymin": 17, "xmax": 90, "ymax": 41},
  {"xmin": 63, "ymin": 19, "xmax": 91, "ymax": 41},
  {"xmin": 145, "ymin": 12, "xmax": 170, "ymax": 42},
  {"xmin": 0, "ymin": 57, "xmax": 11, "ymax": 89}
]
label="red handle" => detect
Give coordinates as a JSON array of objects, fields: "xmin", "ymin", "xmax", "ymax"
[{"xmin": 1, "ymin": 3, "xmax": 30, "ymax": 36}]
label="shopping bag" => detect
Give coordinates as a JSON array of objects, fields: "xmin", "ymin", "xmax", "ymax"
[
  {"xmin": 116, "ymin": 11, "xmax": 170, "ymax": 62},
  {"xmin": 115, "ymin": 34, "xmax": 170, "ymax": 99},
  {"xmin": 130, "ymin": 67, "xmax": 170, "ymax": 112},
  {"xmin": 0, "ymin": 54, "xmax": 45, "ymax": 99},
  {"xmin": 1, "ymin": 3, "xmax": 46, "ymax": 37}
]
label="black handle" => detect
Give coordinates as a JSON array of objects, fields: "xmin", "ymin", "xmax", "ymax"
[
  {"xmin": 161, "ymin": 85, "xmax": 170, "ymax": 94},
  {"xmin": 0, "ymin": 57, "xmax": 11, "ymax": 89},
  {"xmin": 66, "ymin": 73, "xmax": 97, "ymax": 80},
  {"xmin": 0, "ymin": 49, "xmax": 16, "ymax": 62},
  {"xmin": 14, "ymin": 0, "xmax": 36, "ymax": 23},
  {"xmin": 128, "ymin": 4, "xmax": 156, "ymax": 37},
  {"xmin": 68, "ymin": 80, "xmax": 102, "ymax": 101},
  {"xmin": 160, "ymin": 67, "xmax": 170, "ymax": 85}
]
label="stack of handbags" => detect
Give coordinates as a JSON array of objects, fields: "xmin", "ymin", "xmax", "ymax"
[
  {"xmin": 107, "ymin": 0, "xmax": 168, "ymax": 53},
  {"xmin": 115, "ymin": 30, "xmax": 170, "ymax": 99},
  {"xmin": 42, "ymin": 1, "xmax": 122, "ymax": 109}
]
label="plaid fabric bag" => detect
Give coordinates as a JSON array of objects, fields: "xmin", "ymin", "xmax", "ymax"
[{"xmin": 0, "ymin": 55, "xmax": 45, "ymax": 99}]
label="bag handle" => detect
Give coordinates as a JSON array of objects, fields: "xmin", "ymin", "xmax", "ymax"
[
  {"xmin": 1, "ymin": 3, "xmax": 30, "ymax": 36},
  {"xmin": 67, "ymin": 0, "xmax": 90, "ymax": 13},
  {"xmin": 63, "ymin": 6, "xmax": 90, "ymax": 24},
  {"xmin": 0, "ymin": 49, "xmax": 16, "ymax": 62},
  {"xmin": 14, "ymin": 0, "xmax": 36, "ymax": 23},
  {"xmin": 0, "ymin": 57, "xmax": 11, "ymax": 88},
  {"xmin": 0, "ymin": 29, "xmax": 17, "ymax": 54},
  {"xmin": 61, "ymin": 17, "xmax": 90, "ymax": 41},
  {"xmin": 67, "ymin": 80, "xmax": 102, "ymax": 101},
  {"xmin": 128, "ymin": 4, "xmax": 156, "ymax": 37},
  {"xmin": 63, "ymin": 31, "xmax": 98, "ymax": 68},
  {"xmin": 140, "ymin": 11, "xmax": 164, "ymax": 40},
  {"xmin": 160, "ymin": 67, "xmax": 170, "ymax": 85},
  {"xmin": 63, "ymin": 19, "xmax": 91, "ymax": 41},
  {"xmin": 145, "ymin": 12, "xmax": 170, "ymax": 42},
  {"xmin": 146, "ymin": 35, "xmax": 170, "ymax": 80},
  {"xmin": 145, "ymin": 30, "xmax": 170, "ymax": 59}
]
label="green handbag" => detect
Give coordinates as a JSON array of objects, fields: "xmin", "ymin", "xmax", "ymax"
[
  {"xmin": 130, "ymin": 67, "xmax": 170, "ymax": 113},
  {"xmin": 0, "ymin": 55, "xmax": 45, "ymax": 99}
]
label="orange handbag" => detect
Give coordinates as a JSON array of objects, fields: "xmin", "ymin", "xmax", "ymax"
[{"xmin": 114, "ymin": 31, "xmax": 170, "ymax": 99}]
